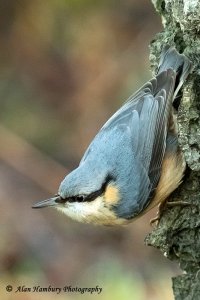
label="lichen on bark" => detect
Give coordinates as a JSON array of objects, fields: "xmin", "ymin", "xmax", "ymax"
[{"xmin": 145, "ymin": 0, "xmax": 200, "ymax": 299}]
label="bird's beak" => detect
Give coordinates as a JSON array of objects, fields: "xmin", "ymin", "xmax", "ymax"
[{"xmin": 32, "ymin": 195, "xmax": 62, "ymax": 209}]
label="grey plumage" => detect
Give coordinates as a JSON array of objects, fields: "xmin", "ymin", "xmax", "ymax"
[{"xmin": 33, "ymin": 46, "xmax": 192, "ymax": 224}]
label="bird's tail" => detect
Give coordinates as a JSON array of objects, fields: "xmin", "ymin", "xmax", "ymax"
[{"xmin": 158, "ymin": 45, "xmax": 192, "ymax": 99}]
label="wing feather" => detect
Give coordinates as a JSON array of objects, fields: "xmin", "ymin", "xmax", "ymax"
[{"xmin": 81, "ymin": 69, "xmax": 176, "ymax": 212}]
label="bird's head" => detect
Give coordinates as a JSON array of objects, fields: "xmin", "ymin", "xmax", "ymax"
[{"xmin": 32, "ymin": 163, "xmax": 128, "ymax": 226}]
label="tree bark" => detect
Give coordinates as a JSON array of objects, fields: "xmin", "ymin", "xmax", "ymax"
[{"xmin": 145, "ymin": 1, "xmax": 200, "ymax": 299}]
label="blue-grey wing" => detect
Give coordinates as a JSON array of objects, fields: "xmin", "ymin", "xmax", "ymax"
[{"xmin": 81, "ymin": 70, "xmax": 176, "ymax": 211}]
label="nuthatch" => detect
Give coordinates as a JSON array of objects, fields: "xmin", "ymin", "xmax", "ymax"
[{"xmin": 32, "ymin": 46, "xmax": 192, "ymax": 226}]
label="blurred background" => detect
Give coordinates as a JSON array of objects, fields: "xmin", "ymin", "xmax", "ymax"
[{"xmin": 0, "ymin": 1, "xmax": 178, "ymax": 299}]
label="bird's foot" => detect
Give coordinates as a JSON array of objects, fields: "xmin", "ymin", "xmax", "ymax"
[
  {"xmin": 150, "ymin": 202, "xmax": 165, "ymax": 227},
  {"xmin": 150, "ymin": 200, "xmax": 194, "ymax": 227}
]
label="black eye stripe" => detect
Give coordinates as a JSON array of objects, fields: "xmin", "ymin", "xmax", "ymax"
[
  {"xmin": 68, "ymin": 195, "xmax": 85, "ymax": 203},
  {"xmin": 55, "ymin": 195, "xmax": 67, "ymax": 204},
  {"xmin": 84, "ymin": 188, "xmax": 103, "ymax": 202},
  {"xmin": 65, "ymin": 174, "xmax": 114, "ymax": 203},
  {"xmin": 85, "ymin": 174, "xmax": 114, "ymax": 202}
]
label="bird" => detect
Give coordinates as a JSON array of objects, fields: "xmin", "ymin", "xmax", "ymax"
[{"xmin": 32, "ymin": 45, "xmax": 192, "ymax": 226}]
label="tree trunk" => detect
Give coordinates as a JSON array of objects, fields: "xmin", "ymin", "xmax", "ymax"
[{"xmin": 145, "ymin": 1, "xmax": 200, "ymax": 299}]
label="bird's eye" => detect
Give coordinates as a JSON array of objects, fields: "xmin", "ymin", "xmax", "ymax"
[
  {"xmin": 67, "ymin": 195, "xmax": 85, "ymax": 203},
  {"xmin": 68, "ymin": 175, "xmax": 114, "ymax": 203},
  {"xmin": 75, "ymin": 195, "xmax": 85, "ymax": 202}
]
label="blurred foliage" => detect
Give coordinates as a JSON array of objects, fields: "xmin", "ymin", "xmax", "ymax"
[
  {"xmin": 0, "ymin": 0, "xmax": 160, "ymax": 163},
  {"xmin": 0, "ymin": 1, "xmax": 177, "ymax": 300}
]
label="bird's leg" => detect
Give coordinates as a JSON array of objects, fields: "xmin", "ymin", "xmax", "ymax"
[
  {"xmin": 150, "ymin": 199, "xmax": 195, "ymax": 227},
  {"xmin": 164, "ymin": 200, "xmax": 191, "ymax": 207},
  {"xmin": 150, "ymin": 201, "xmax": 166, "ymax": 227}
]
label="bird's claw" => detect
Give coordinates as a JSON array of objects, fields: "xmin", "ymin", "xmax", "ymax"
[{"xmin": 150, "ymin": 200, "xmax": 195, "ymax": 227}]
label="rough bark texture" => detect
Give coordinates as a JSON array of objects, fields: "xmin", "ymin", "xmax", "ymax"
[{"xmin": 145, "ymin": 1, "xmax": 200, "ymax": 299}]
